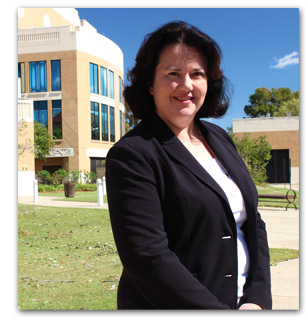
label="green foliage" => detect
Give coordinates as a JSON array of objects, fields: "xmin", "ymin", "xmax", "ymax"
[
  {"xmin": 38, "ymin": 170, "xmax": 51, "ymax": 184},
  {"xmin": 38, "ymin": 184, "xmax": 64, "ymax": 192},
  {"xmin": 53, "ymin": 169, "xmax": 69, "ymax": 184},
  {"xmin": 273, "ymin": 98, "xmax": 299, "ymax": 117},
  {"xmin": 34, "ymin": 122, "xmax": 55, "ymax": 160},
  {"xmin": 69, "ymin": 171, "xmax": 81, "ymax": 183},
  {"xmin": 38, "ymin": 183, "xmax": 97, "ymax": 192},
  {"xmin": 83, "ymin": 171, "xmax": 98, "ymax": 184},
  {"xmin": 244, "ymin": 87, "xmax": 299, "ymax": 118},
  {"xmin": 231, "ymin": 133, "xmax": 272, "ymax": 185}
]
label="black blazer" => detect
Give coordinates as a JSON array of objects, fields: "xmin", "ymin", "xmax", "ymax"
[{"xmin": 106, "ymin": 112, "xmax": 272, "ymax": 310}]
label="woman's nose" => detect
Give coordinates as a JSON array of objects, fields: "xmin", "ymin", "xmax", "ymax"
[{"xmin": 178, "ymin": 74, "xmax": 193, "ymax": 91}]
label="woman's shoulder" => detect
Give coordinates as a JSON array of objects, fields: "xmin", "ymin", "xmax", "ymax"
[
  {"xmin": 107, "ymin": 120, "xmax": 156, "ymax": 157},
  {"xmin": 199, "ymin": 119, "xmax": 229, "ymax": 136}
]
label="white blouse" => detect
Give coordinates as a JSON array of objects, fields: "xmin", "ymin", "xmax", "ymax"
[{"xmin": 197, "ymin": 157, "xmax": 250, "ymax": 303}]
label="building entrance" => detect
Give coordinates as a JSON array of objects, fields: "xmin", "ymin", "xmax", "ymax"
[{"xmin": 266, "ymin": 149, "xmax": 290, "ymax": 183}]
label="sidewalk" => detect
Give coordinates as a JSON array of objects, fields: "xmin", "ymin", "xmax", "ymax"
[
  {"xmin": 18, "ymin": 196, "xmax": 299, "ymax": 310},
  {"xmin": 18, "ymin": 195, "xmax": 109, "ymax": 209},
  {"xmin": 259, "ymin": 207, "xmax": 299, "ymax": 310}
]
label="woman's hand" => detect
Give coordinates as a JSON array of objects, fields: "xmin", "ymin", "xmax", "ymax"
[{"xmin": 239, "ymin": 303, "xmax": 263, "ymax": 310}]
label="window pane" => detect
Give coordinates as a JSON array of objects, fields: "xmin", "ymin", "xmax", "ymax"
[
  {"xmin": 91, "ymin": 102, "xmax": 99, "ymax": 140},
  {"xmin": 100, "ymin": 67, "xmax": 107, "ymax": 96},
  {"xmin": 120, "ymin": 111, "xmax": 123, "ymax": 137},
  {"xmin": 110, "ymin": 106, "xmax": 115, "ymax": 142},
  {"xmin": 52, "ymin": 100, "xmax": 62, "ymax": 139},
  {"xmin": 101, "ymin": 104, "xmax": 109, "ymax": 141},
  {"xmin": 108, "ymin": 70, "xmax": 114, "ymax": 98},
  {"xmin": 90, "ymin": 63, "xmax": 98, "ymax": 94},
  {"xmin": 51, "ymin": 60, "xmax": 61, "ymax": 91},
  {"xmin": 34, "ymin": 101, "xmax": 48, "ymax": 127},
  {"xmin": 119, "ymin": 76, "xmax": 123, "ymax": 103},
  {"xmin": 18, "ymin": 62, "xmax": 25, "ymax": 93},
  {"xmin": 30, "ymin": 61, "xmax": 47, "ymax": 92}
]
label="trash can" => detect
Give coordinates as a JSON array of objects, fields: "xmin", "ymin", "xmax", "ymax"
[{"xmin": 64, "ymin": 182, "xmax": 75, "ymax": 198}]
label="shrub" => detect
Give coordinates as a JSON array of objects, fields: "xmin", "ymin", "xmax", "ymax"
[
  {"xmin": 83, "ymin": 171, "xmax": 98, "ymax": 184},
  {"xmin": 38, "ymin": 170, "xmax": 51, "ymax": 184},
  {"xmin": 230, "ymin": 133, "xmax": 272, "ymax": 185},
  {"xmin": 70, "ymin": 171, "xmax": 81, "ymax": 183},
  {"xmin": 54, "ymin": 169, "xmax": 69, "ymax": 184}
]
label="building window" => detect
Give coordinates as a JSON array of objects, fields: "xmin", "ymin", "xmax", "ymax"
[
  {"xmin": 18, "ymin": 62, "xmax": 25, "ymax": 93},
  {"xmin": 119, "ymin": 76, "xmax": 123, "ymax": 103},
  {"xmin": 52, "ymin": 100, "xmax": 62, "ymax": 140},
  {"xmin": 51, "ymin": 60, "xmax": 61, "ymax": 91},
  {"xmin": 90, "ymin": 157, "xmax": 106, "ymax": 178},
  {"xmin": 90, "ymin": 63, "xmax": 98, "ymax": 94},
  {"xmin": 108, "ymin": 70, "xmax": 114, "ymax": 98},
  {"xmin": 120, "ymin": 111, "xmax": 125, "ymax": 137},
  {"xmin": 110, "ymin": 106, "xmax": 115, "ymax": 142},
  {"xmin": 34, "ymin": 101, "xmax": 48, "ymax": 127},
  {"xmin": 100, "ymin": 67, "xmax": 107, "ymax": 96},
  {"xmin": 101, "ymin": 104, "xmax": 109, "ymax": 141},
  {"xmin": 30, "ymin": 61, "xmax": 47, "ymax": 92},
  {"xmin": 91, "ymin": 102, "xmax": 99, "ymax": 140}
]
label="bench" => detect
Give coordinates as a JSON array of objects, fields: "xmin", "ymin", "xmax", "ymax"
[{"xmin": 258, "ymin": 189, "xmax": 298, "ymax": 210}]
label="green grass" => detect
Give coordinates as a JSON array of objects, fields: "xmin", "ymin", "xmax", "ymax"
[
  {"xmin": 18, "ymin": 204, "xmax": 121, "ymax": 310},
  {"xmin": 269, "ymin": 248, "xmax": 299, "ymax": 266},
  {"xmin": 18, "ymin": 204, "xmax": 299, "ymax": 310},
  {"xmin": 39, "ymin": 191, "xmax": 107, "ymax": 203},
  {"xmin": 256, "ymin": 185, "xmax": 299, "ymax": 209}
]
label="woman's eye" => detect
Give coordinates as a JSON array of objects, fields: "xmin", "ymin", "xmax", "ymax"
[
  {"xmin": 168, "ymin": 72, "xmax": 180, "ymax": 76},
  {"xmin": 192, "ymin": 72, "xmax": 205, "ymax": 77}
]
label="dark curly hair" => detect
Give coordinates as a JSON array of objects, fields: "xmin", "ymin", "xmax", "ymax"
[{"xmin": 124, "ymin": 21, "xmax": 232, "ymax": 120}]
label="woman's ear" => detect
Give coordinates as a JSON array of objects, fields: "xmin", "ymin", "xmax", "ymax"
[{"xmin": 149, "ymin": 87, "xmax": 154, "ymax": 95}]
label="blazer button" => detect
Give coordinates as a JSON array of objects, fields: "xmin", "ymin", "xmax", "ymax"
[
  {"xmin": 221, "ymin": 236, "xmax": 232, "ymax": 239},
  {"xmin": 224, "ymin": 274, "xmax": 232, "ymax": 278}
]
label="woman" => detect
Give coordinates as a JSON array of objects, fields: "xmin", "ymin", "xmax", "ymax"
[{"xmin": 106, "ymin": 21, "xmax": 272, "ymax": 310}]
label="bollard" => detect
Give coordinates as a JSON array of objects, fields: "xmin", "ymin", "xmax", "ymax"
[
  {"xmin": 97, "ymin": 178, "xmax": 103, "ymax": 206},
  {"xmin": 33, "ymin": 179, "xmax": 38, "ymax": 203},
  {"xmin": 103, "ymin": 176, "xmax": 106, "ymax": 195}
]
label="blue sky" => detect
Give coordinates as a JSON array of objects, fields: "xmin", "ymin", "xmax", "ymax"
[{"xmin": 76, "ymin": 8, "xmax": 299, "ymax": 130}]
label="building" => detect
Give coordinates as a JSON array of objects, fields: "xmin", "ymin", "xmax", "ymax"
[
  {"xmin": 18, "ymin": 81, "xmax": 35, "ymax": 197},
  {"xmin": 233, "ymin": 116, "xmax": 299, "ymax": 185},
  {"xmin": 18, "ymin": 8, "xmax": 125, "ymax": 182}
]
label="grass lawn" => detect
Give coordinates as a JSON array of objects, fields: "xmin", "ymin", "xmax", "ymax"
[
  {"xmin": 39, "ymin": 191, "xmax": 107, "ymax": 203},
  {"xmin": 257, "ymin": 185, "xmax": 299, "ymax": 209},
  {"xmin": 18, "ymin": 204, "xmax": 299, "ymax": 310},
  {"xmin": 39, "ymin": 185, "xmax": 299, "ymax": 209},
  {"xmin": 18, "ymin": 204, "xmax": 121, "ymax": 310}
]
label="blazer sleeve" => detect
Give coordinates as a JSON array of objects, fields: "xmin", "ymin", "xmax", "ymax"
[
  {"xmin": 106, "ymin": 142, "xmax": 230, "ymax": 309},
  {"xmin": 243, "ymin": 211, "xmax": 272, "ymax": 309}
]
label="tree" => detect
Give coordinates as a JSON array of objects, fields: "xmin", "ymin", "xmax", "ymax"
[
  {"xmin": 230, "ymin": 133, "xmax": 272, "ymax": 185},
  {"xmin": 34, "ymin": 122, "xmax": 55, "ymax": 160},
  {"xmin": 244, "ymin": 87, "xmax": 299, "ymax": 118},
  {"xmin": 273, "ymin": 98, "xmax": 299, "ymax": 117},
  {"xmin": 18, "ymin": 120, "xmax": 34, "ymax": 157},
  {"xmin": 125, "ymin": 110, "xmax": 139, "ymax": 132}
]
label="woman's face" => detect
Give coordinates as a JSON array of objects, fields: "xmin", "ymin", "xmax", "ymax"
[{"xmin": 150, "ymin": 43, "xmax": 208, "ymax": 129}]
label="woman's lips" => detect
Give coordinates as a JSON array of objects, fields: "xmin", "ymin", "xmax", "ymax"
[{"xmin": 174, "ymin": 96, "xmax": 194, "ymax": 103}]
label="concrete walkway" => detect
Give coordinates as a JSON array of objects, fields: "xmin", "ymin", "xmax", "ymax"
[
  {"xmin": 18, "ymin": 196, "xmax": 299, "ymax": 310},
  {"xmin": 259, "ymin": 207, "xmax": 299, "ymax": 310}
]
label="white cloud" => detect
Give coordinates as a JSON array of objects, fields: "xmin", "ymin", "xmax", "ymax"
[{"xmin": 270, "ymin": 51, "xmax": 299, "ymax": 69}]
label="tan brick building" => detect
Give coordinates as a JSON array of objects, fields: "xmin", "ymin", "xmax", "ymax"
[
  {"xmin": 233, "ymin": 116, "xmax": 299, "ymax": 185},
  {"xmin": 18, "ymin": 8, "xmax": 125, "ymax": 195}
]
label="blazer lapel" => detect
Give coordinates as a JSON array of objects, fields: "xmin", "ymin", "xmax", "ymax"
[
  {"xmin": 198, "ymin": 119, "xmax": 257, "ymax": 221},
  {"xmin": 146, "ymin": 114, "xmax": 231, "ymax": 207}
]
